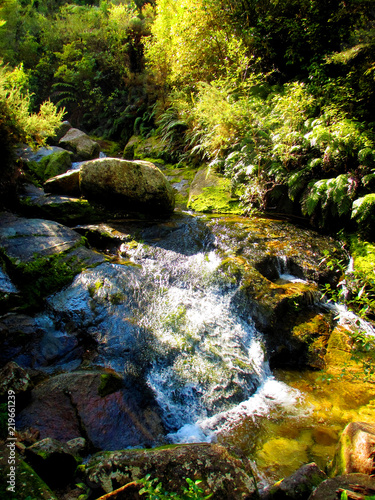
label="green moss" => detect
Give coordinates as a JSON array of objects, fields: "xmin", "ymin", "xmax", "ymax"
[
  {"xmin": 98, "ymin": 372, "xmax": 123, "ymax": 397},
  {"xmin": 349, "ymin": 234, "xmax": 375, "ymax": 277},
  {"xmin": 188, "ymin": 178, "xmax": 244, "ymax": 214}
]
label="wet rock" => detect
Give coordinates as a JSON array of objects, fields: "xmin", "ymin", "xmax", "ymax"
[
  {"xmin": 79, "ymin": 158, "xmax": 175, "ymax": 215},
  {"xmin": 44, "ymin": 169, "xmax": 81, "ymax": 197},
  {"xmin": 0, "ymin": 312, "xmax": 83, "ymax": 371},
  {"xmin": 260, "ymin": 462, "xmax": 327, "ymax": 499},
  {"xmin": 16, "ymin": 370, "xmax": 165, "ymax": 450},
  {"xmin": 307, "ymin": 473, "xmax": 375, "ymax": 500},
  {"xmin": 85, "ymin": 443, "xmax": 256, "ymax": 499},
  {"xmin": 0, "ymin": 443, "xmax": 57, "ymax": 499},
  {"xmin": 0, "ymin": 313, "xmax": 45, "ymax": 368},
  {"xmin": 0, "ymin": 266, "xmax": 19, "ymax": 312},
  {"xmin": 330, "ymin": 422, "xmax": 375, "ymax": 476},
  {"xmin": 0, "ymin": 361, "xmax": 31, "ymax": 396},
  {"xmin": 59, "ymin": 128, "xmax": 100, "ymax": 161},
  {"xmin": 25, "ymin": 437, "xmax": 78, "ymax": 488}
]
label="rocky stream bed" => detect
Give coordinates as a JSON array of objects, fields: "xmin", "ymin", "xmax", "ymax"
[{"xmin": 1, "ymin": 127, "xmax": 375, "ymax": 499}]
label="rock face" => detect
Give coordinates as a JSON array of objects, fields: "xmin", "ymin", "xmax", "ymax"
[
  {"xmin": 85, "ymin": 443, "xmax": 256, "ymax": 499},
  {"xmin": 59, "ymin": 128, "xmax": 100, "ymax": 160},
  {"xmin": 16, "ymin": 370, "xmax": 165, "ymax": 450},
  {"xmin": 79, "ymin": 158, "xmax": 175, "ymax": 214},
  {"xmin": 330, "ymin": 422, "xmax": 375, "ymax": 476}
]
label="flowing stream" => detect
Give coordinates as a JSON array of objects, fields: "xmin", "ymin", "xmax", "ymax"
[{"xmin": 34, "ymin": 212, "xmax": 375, "ymax": 484}]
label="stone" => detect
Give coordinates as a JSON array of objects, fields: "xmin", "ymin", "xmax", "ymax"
[
  {"xmin": 308, "ymin": 473, "xmax": 375, "ymax": 500},
  {"xmin": 330, "ymin": 422, "xmax": 375, "ymax": 476},
  {"xmin": 35, "ymin": 149, "xmax": 72, "ymax": 182},
  {"xmin": 16, "ymin": 370, "xmax": 165, "ymax": 451},
  {"xmin": 79, "ymin": 158, "xmax": 175, "ymax": 214},
  {"xmin": 25, "ymin": 437, "xmax": 78, "ymax": 488},
  {"xmin": 44, "ymin": 169, "xmax": 80, "ymax": 197},
  {"xmin": 85, "ymin": 443, "xmax": 256, "ymax": 499},
  {"xmin": 66, "ymin": 437, "xmax": 87, "ymax": 457},
  {"xmin": 59, "ymin": 128, "xmax": 100, "ymax": 161},
  {"xmin": 19, "ymin": 183, "xmax": 103, "ymax": 225},
  {"xmin": 123, "ymin": 134, "xmax": 164, "ymax": 160},
  {"xmin": 0, "ymin": 213, "xmax": 105, "ymax": 304},
  {"xmin": 48, "ymin": 120, "xmax": 72, "ymax": 145},
  {"xmin": 17, "ymin": 145, "xmax": 69, "ymax": 164},
  {"xmin": 260, "ymin": 462, "xmax": 327, "ymax": 499}
]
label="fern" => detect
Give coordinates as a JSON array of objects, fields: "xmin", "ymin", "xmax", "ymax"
[
  {"xmin": 302, "ymin": 174, "xmax": 354, "ymax": 221},
  {"xmin": 352, "ymin": 193, "xmax": 375, "ymax": 223}
]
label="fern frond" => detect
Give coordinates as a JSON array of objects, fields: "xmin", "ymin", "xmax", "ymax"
[{"xmin": 352, "ymin": 193, "xmax": 375, "ymax": 223}]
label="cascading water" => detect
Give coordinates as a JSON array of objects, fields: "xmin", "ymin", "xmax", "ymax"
[{"xmin": 45, "ymin": 215, "xmax": 303, "ymax": 447}]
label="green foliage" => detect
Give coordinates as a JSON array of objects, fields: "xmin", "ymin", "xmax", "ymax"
[{"xmin": 138, "ymin": 474, "xmax": 213, "ymax": 500}]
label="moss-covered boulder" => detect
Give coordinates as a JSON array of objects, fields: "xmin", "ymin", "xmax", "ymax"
[
  {"xmin": 330, "ymin": 422, "xmax": 375, "ymax": 476},
  {"xmin": 0, "ymin": 212, "xmax": 105, "ymax": 306},
  {"xmin": 59, "ymin": 128, "xmax": 100, "ymax": 161},
  {"xmin": 123, "ymin": 135, "xmax": 164, "ymax": 160},
  {"xmin": 79, "ymin": 158, "xmax": 175, "ymax": 215},
  {"xmin": 85, "ymin": 443, "xmax": 256, "ymax": 499},
  {"xmin": 188, "ymin": 167, "xmax": 243, "ymax": 214}
]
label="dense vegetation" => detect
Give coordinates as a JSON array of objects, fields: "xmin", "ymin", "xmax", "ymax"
[{"xmin": 1, "ymin": 0, "xmax": 374, "ymax": 315}]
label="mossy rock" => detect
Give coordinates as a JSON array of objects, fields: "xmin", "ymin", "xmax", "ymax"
[
  {"xmin": 98, "ymin": 372, "xmax": 123, "ymax": 397},
  {"xmin": 85, "ymin": 443, "xmax": 256, "ymax": 499},
  {"xmin": 188, "ymin": 167, "xmax": 243, "ymax": 214},
  {"xmin": 26, "ymin": 150, "xmax": 72, "ymax": 183}
]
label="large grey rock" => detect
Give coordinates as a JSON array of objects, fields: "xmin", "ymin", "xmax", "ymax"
[
  {"xmin": 85, "ymin": 443, "xmax": 256, "ymax": 499},
  {"xmin": 59, "ymin": 128, "xmax": 100, "ymax": 161},
  {"xmin": 79, "ymin": 158, "xmax": 175, "ymax": 214}
]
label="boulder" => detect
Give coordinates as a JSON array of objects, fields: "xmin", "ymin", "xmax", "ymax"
[
  {"xmin": 79, "ymin": 158, "xmax": 175, "ymax": 214},
  {"xmin": 19, "ymin": 184, "xmax": 103, "ymax": 225},
  {"xmin": 260, "ymin": 462, "xmax": 327, "ymax": 499},
  {"xmin": 17, "ymin": 145, "xmax": 69, "ymax": 164},
  {"xmin": 33, "ymin": 149, "xmax": 72, "ymax": 182},
  {"xmin": 330, "ymin": 422, "xmax": 375, "ymax": 476},
  {"xmin": 44, "ymin": 169, "xmax": 81, "ymax": 197},
  {"xmin": 16, "ymin": 370, "xmax": 165, "ymax": 450},
  {"xmin": 0, "ymin": 213, "xmax": 105, "ymax": 304},
  {"xmin": 85, "ymin": 443, "xmax": 256, "ymax": 499},
  {"xmin": 308, "ymin": 473, "xmax": 375, "ymax": 500},
  {"xmin": 25, "ymin": 437, "xmax": 78, "ymax": 488},
  {"xmin": 59, "ymin": 128, "xmax": 100, "ymax": 161},
  {"xmin": 48, "ymin": 120, "xmax": 72, "ymax": 145}
]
